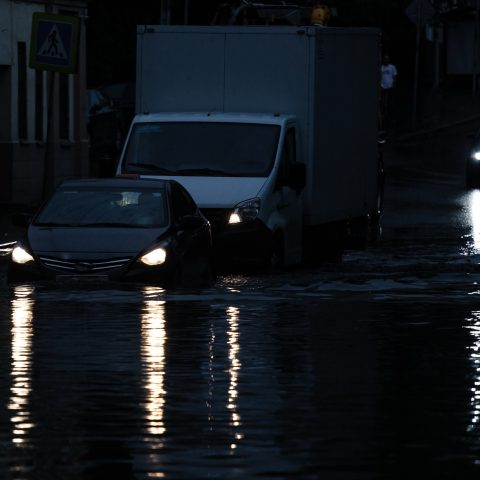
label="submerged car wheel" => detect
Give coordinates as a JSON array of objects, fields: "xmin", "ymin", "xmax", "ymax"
[
  {"xmin": 163, "ymin": 266, "xmax": 182, "ymax": 289},
  {"xmin": 181, "ymin": 255, "xmax": 215, "ymax": 288}
]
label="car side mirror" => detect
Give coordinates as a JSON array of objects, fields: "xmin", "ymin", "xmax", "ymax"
[{"xmin": 287, "ymin": 163, "xmax": 306, "ymax": 192}]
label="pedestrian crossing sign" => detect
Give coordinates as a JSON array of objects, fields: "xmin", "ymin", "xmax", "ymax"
[{"xmin": 29, "ymin": 12, "xmax": 80, "ymax": 73}]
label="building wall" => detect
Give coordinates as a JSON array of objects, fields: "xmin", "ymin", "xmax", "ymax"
[
  {"xmin": 0, "ymin": 2, "xmax": 12, "ymax": 64},
  {"xmin": 0, "ymin": 0, "xmax": 88, "ymax": 205}
]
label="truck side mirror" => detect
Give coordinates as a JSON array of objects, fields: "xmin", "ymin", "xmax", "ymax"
[{"xmin": 288, "ymin": 163, "xmax": 306, "ymax": 192}]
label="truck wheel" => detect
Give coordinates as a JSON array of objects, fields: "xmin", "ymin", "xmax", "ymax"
[
  {"xmin": 369, "ymin": 162, "xmax": 385, "ymax": 244},
  {"xmin": 346, "ymin": 216, "xmax": 369, "ymax": 250},
  {"xmin": 269, "ymin": 233, "xmax": 284, "ymax": 272},
  {"xmin": 303, "ymin": 222, "xmax": 346, "ymax": 265}
]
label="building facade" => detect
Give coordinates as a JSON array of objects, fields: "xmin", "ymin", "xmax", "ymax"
[{"xmin": 0, "ymin": 0, "xmax": 88, "ymax": 205}]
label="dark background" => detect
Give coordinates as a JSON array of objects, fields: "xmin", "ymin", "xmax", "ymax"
[{"xmin": 85, "ymin": 0, "xmax": 415, "ymax": 89}]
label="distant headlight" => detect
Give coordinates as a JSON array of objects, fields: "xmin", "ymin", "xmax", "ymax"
[
  {"xmin": 11, "ymin": 246, "xmax": 34, "ymax": 264},
  {"xmin": 472, "ymin": 151, "xmax": 480, "ymax": 161},
  {"xmin": 140, "ymin": 247, "xmax": 167, "ymax": 266},
  {"xmin": 228, "ymin": 198, "xmax": 261, "ymax": 224}
]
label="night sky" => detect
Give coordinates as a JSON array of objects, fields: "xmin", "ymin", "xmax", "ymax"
[{"xmin": 85, "ymin": 0, "xmax": 415, "ymax": 89}]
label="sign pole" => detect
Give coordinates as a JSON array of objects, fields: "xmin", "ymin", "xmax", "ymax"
[
  {"xmin": 30, "ymin": 12, "xmax": 80, "ymax": 198},
  {"xmin": 42, "ymin": 71, "xmax": 55, "ymax": 200},
  {"xmin": 412, "ymin": 0, "xmax": 422, "ymax": 127},
  {"xmin": 474, "ymin": 0, "xmax": 479, "ymax": 95}
]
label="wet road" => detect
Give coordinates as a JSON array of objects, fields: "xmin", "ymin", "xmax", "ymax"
[{"xmin": 2, "ymin": 122, "xmax": 480, "ymax": 479}]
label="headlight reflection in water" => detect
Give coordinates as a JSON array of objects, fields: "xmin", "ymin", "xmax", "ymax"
[
  {"xmin": 466, "ymin": 190, "xmax": 480, "ymax": 254},
  {"xmin": 140, "ymin": 292, "xmax": 244, "ymax": 456},
  {"xmin": 206, "ymin": 305, "xmax": 244, "ymax": 452},
  {"xmin": 8, "ymin": 285, "xmax": 35, "ymax": 447},
  {"xmin": 226, "ymin": 306, "xmax": 243, "ymax": 450},
  {"xmin": 141, "ymin": 287, "xmax": 167, "ymax": 441},
  {"xmin": 465, "ymin": 311, "xmax": 480, "ymax": 432}
]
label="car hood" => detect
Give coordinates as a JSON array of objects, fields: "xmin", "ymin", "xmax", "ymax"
[
  {"xmin": 142, "ymin": 176, "xmax": 267, "ymax": 208},
  {"xmin": 28, "ymin": 226, "xmax": 168, "ymax": 256}
]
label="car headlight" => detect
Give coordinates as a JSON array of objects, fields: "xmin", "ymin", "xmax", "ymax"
[
  {"xmin": 228, "ymin": 198, "xmax": 261, "ymax": 224},
  {"xmin": 139, "ymin": 247, "xmax": 167, "ymax": 266},
  {"xmin": 11, "ymin": 245, "xmax": 34, "ymax": 264},
  {"xmin": 472, "ymin": 151, "xmax": 480, "ymax": 161}
]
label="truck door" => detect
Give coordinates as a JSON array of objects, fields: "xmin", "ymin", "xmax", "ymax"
[{"xmin": 275, "ymin": 128, "xmax": 303, "ymax": 265}]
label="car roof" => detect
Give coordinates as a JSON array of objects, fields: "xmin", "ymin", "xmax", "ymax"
[{"xmin": 59, "ymin": 177, "xmax": 173, "ymax": 190}]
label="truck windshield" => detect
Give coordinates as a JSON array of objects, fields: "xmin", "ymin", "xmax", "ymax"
[{"xmin": 122, "ymin": 122, "xmax": 280, "ymax": 177}]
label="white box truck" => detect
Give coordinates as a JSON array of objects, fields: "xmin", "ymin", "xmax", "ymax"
[{"xmin": 117, "ymin": 25, "xmax": 382, "ymax": 267}]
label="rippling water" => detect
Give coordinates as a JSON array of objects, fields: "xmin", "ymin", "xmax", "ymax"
[{"xmin": 0, "ymin": 279, "xmax": 480, "ymax": 479}]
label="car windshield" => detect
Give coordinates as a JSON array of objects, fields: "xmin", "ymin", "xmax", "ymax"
[
  {"xmin": 34, "ymin": 187, "xmax": 169, "ymax": 228},
  {"xmin": 122, "ymin": 122, "xmax": 280, "ymax": 177}
]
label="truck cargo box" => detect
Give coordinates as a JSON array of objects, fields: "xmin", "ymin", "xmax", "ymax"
[{"xmin": 135, "ymin": 25, "xmax": 380, "ymax": 225}]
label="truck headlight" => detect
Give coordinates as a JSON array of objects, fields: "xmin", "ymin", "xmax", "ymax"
[
  {"xmin": 11, "ymin": 245, "xmax": 34, "ymax": 264},
  {"xmin": 140, "ymin": 247, "xmax": 167, "ymax": 266},
  {"xmin": 472, "ymin": 151, "xmax": 480, "ymax": 161},
  {"xmin": 228, "ymin": 198, "xmax": 261, "ymax": 224}
]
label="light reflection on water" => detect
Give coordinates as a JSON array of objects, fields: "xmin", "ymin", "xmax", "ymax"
[
  {"xmin": 465, "ymin": 311, "xmax": 480, "ymax": 432},
  {"xmin": 226, "ymin": 306, "xmax": 243, "ymax": 450},
  {"xmin": 2, "ymin": 284, "xmax": 480, "ymax": 478},
  {"xmin": 141, "ymin": 286, "xmax": 167, "ymax": 440},
  {"xmin": 8, "ymin": 285, "xmax": 35, "ymax": 448},
  {"xmin": 465, "ymin": 190, "xmax": 480, "ymax": 254}
]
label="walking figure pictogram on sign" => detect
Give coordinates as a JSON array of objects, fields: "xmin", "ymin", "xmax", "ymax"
[{"xmin": 39, "ymin": 25, "xmax": 67, "ymax": 59}]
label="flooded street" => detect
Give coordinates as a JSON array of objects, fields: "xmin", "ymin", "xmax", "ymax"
[{"xmin": 2, "ymin": 123, "xmax": 480, "ymax": 479}]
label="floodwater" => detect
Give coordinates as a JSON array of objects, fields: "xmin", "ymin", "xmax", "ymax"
[{"xmin": 1, "ymin": 124, "xmax": 480, "ymax": 479}]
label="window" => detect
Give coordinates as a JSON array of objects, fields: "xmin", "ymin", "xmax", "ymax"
[{"xmin": 17, "ymin": 42, "xmax": 27, "ymax": 140}]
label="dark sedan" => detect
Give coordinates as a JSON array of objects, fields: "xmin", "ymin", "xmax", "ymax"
[{"xmin": 7, "ymin": 177, "xmax": 214, "ymax": 287}]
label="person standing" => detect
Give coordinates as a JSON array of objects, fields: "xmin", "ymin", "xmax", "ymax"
[{"xmin": 380, "ymin": 54, "xmax": 398, "ymax": 129}]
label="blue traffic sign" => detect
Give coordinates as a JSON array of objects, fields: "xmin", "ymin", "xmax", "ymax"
[{"xmin": 29, "ymin": 13, "xmax": 79, "ymax": 73}]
